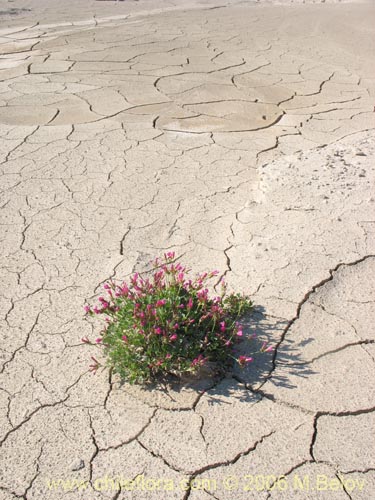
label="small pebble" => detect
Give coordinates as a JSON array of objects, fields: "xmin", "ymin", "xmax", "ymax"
[{"xmin": 71, "ymin": 460, "xmax": 85, "ymax": 471}]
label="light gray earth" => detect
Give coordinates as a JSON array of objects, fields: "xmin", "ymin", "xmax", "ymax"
[{"xmin": 0, "ymin": 0, "xmax": 374, "ymax": 498}]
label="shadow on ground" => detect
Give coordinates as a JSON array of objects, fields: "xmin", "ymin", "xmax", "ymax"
[
  {"xmin": 0, "ymin": 8, "xmax": 31, "ymax": 16},
  {"xmin": 118, "ymin": 306, "xmax": 316, "ymax": 406}
]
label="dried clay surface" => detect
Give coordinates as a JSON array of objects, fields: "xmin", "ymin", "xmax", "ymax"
[{"xmin": 0, "ymin": 0, "xmax": 374, "ymax": 498}]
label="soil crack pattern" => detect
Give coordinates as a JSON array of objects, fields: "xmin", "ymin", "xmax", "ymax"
[{"xmin": 0, "ymin": 0, "xmax": 374, "ymax": 499}]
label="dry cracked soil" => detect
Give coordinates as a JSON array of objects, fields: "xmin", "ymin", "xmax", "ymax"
[{"xmin": 0, "ymin": 0, "xmax": 374, "ymax": 499}]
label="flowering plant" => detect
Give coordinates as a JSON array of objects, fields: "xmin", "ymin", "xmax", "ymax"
[{"xmin": 83, "ymin": 253, "xmax": 264, "ymax": 384}]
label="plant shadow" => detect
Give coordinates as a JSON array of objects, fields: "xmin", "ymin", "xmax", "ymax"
[
  {"xmin": 118, "ymin": 305, "xmax": 317, "ymax": 406},
  {"xmin": 231, "ymin": 305, "xmax": 316, "ymax": 391}
]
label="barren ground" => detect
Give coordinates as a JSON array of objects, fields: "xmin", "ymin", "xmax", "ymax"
[{"xmin": 0, "ymin": 0, "xmax": 374, "ymax": 498}]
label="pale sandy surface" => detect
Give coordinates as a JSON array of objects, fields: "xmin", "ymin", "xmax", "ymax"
[{"xmin": 0, "ymin": 0, "xmax": 375, "ymax": 498}]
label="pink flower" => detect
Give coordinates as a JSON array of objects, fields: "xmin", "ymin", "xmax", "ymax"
[
  {"xmin": 261, "ymin": 342, "xmax": 273, "ymax": 353},
  {"xmin": 185, "ymin": 279, "xmax": 192, "ymax": 289},
  {"xmin": 153, "ymin": 269, "xmax": 164, "ymax": 282},
  {"xmin": 237, "ymin": 329, "xmax": 243, "ymax": 337},
  {"xmin": 155, "ymin": 327, "xmax": 162, "ymax": 335},
  {"xmin": 89, "ymin": 356, "xmax": 100, "ymax": 374},
  {"xmin": 187, "ymin": 297, "xmax": 193, "ymax": 309},
  {"xmin": 170, "ymin": 334, "xmax": 177, "ymax": 341},
  {"xmin": 165, "ymin": 251, "xmax": 175, "ymax": 260},
  {"xmin": 95, "ymin": 338, "xmax": 102, "ymax": 344},
  {"xmin": 197, "ymin": 289, "xmax": 208, "ymax": 301},
  {"xmin": 238, "ymin": 355, "xmax": 253, "ymax": 367},
  {"xmin": 84, "ymin": 305, "xmax": 91, "ymax": 314},
  {"xmin": 122, "ymin": 335, "xmax": 128, "ymax": 343},
  {"xmin": 81, "ymin": 336, "xmax": 91, "ymax": 344},
  {"xmin": 220, "ymin": 321, "xmax": 226, "ymax": 332},
  {"xmin": 119, "ymin": 283, "xmax": 129, "ymax": 296},
  {"xmin": 103, "ymin": 283, "xmax": 110, "ymax": 290},
  {"xmin": 191, "ymin": 354, "xmax": 207, "ymax": 367},
  {"xmin": 156, "ymin": 299, "xmax": 166, "ymax": 307},
  {"xmin": 98, "ymin": 297, "xmax": 109, "ymax": 309},
  {"xmin": 131, "ymin": 273, "xmax": 139, "ymax": 283},
  {"xmin": 165, "ymin": 353, "xmax": 172, "ymax": 359}
]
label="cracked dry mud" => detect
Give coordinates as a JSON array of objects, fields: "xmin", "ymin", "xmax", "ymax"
[{"xmin": 0, "ymin": 0, "xmax": 374, "ymax": 498}]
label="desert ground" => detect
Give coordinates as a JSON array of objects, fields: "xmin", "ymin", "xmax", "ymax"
[{"xmin": 0, "ymin": 0, "xmax": 374, "ymax": 498}]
